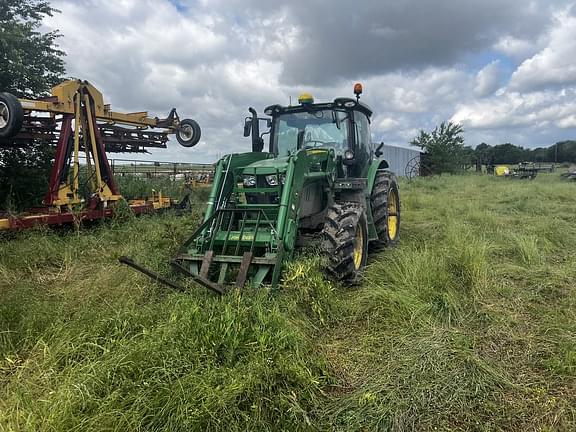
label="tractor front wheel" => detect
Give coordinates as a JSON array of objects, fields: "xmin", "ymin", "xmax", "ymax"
[
  {"xmin": 0, "ymin": 92, "xmax": 24, "ymax": 139},
  {"xmin": 322, "ymin": 202, "xmax": 368, "ymax": 283},
  {"xmin": 371, "ymin": 170, "xmax": 400, "ymax": 249}
]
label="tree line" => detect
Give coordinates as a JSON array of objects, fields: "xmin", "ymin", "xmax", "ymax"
[
  {"xmin": 411, "ymin": 122, "xmax": 576, "ymax": 175},
  {"xmin": 472, "ymin": 141, "xmax": 576, "ymax": 165}
]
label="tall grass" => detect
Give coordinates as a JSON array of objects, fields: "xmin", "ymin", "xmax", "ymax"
[{"xmin": 1, "ymin": 174, "xmax": 575, "ymax": 431}]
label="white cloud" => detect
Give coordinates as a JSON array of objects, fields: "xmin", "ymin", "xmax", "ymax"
[
  {"xmin": 474, "ymin": 60, "xmax": 502, "ymax": 97},
  {"xmin": 38, "ymin": 0, "xmax": 576, "ymax": 162},
  {"xmin": 367, "ymin": 68, "xmax": 471, "ymax": 113},
  {"xmin": 377, "ymin": 117, "xmax": 400, "ymax": 131},
  {"xmin": 451, "ymin": 88, "xmax": 576, "ymax": 129},
  {"xmin": 494, "ymin": 36, "xmax": 543, "ymax": 61},
  {"xmin": 509, "ymin": 9, "xmax": 576, "ymax": 91}
]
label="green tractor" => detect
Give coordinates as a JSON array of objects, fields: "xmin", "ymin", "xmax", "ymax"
[{"xmin": 121, "ymin": 84, "xmax": 400, "ymax": 294}]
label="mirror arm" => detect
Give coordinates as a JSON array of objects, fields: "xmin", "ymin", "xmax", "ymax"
[{"xmin": 375, "ymin": 142, "xmax": 384, "ymax": 158}]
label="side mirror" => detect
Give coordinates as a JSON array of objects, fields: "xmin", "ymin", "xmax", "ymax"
[
  {"xmin": 243, "ymin": 118, "xmax": 252, "ymax": 137},
  {"xmin": 375, "ymin": 142, "xmax": 384, "ymax": 158}
]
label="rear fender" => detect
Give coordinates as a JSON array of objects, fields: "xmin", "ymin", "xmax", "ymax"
[{"xmin": 366, "ymin": 159, "xmax": 390, "ymax": 196}]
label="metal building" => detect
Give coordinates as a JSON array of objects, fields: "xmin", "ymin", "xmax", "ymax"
[{"xmin": 380, "ymin": 144, "xmax": 422, "ymax": 177}]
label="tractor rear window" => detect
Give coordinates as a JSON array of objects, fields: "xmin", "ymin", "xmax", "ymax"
[{"xmin": 272, "ymin": 109, "xmax": 349, "ymax": 156}]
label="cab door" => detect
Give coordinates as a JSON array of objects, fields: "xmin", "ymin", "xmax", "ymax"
[{"xmin": 351, "ymin": 111, "xmax": 372, "ymax": 178}]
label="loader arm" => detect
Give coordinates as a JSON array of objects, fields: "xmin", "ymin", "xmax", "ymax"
[{"xmin": 173, "ymin": 148, "xmax": 335, "ymax": 292}]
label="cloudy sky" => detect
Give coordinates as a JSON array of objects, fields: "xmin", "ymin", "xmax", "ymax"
[{"xmin": 44, "ymin": 0, "xmax": 576, "ymax": 163}]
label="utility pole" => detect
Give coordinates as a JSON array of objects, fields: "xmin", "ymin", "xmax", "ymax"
[{"xmin": 555, "ymin": 142, "xmax": 558, "ymax": 163}]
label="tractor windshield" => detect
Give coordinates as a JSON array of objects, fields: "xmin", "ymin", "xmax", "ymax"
[{"xmin": 271, "ymin": 109, "xmax": 349, "ymax": 156}]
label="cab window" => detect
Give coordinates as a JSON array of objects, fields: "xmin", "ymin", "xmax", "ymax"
[{"xmin": 272, "ymin": 110, "xmax": 349, "ymax": 156}]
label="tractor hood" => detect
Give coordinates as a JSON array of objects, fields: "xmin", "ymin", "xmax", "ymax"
[{"xmin": 239, "ymin": 155, "xmax": 290, "ymax": 175}]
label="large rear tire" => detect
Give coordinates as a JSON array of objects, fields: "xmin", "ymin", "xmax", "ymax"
[
  {"xmin": 371, "ymin": 170, "xmax": 400, "ymax": 249},
  {"xmin": 322, "ymin": 202, "xmax": 368, "ymax": 283},
  {"xmin": 0, "ymin": 92, "xmax": 24, "ymax": 139}
]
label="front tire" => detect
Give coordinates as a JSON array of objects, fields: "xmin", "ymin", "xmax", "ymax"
[
  {"xmin": 322, "ymin": 202, "xmax": 368, "ymax": 283},
  {"xmin": 0, "ymin": 92, "xmax": 24, "ymax": 139}
]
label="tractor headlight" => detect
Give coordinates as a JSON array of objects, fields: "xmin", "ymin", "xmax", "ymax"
[
  {"xmin": 243, "ymin": 175, "xmax": 256, "ymax": 187},
  {"xmin": 279, "ymin": 173, "xmax": 286, "ymax": 185},
  {"xmin": 344, "ymin": 149, "xmax": 355, "ymax": 160},
  {"xmin": 265, "ymin": 175, "xmax": 279, "ymax": 186}
]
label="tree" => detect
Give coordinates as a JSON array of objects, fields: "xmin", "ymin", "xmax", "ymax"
[
  {"xmin": 549, "ymin": 141, "xmax": 576, "ymax": 163},
  {"xmin": 0, "ymin": 0, "xmax": 65, "ymax": 210},
  {"xmin": 0, "ymin": 0, "xmax": 65, "ymax": 97},
  {"xmin": 471, "ymin": 141, "xmax": 576, "ymax": 167},
  {"xmin": 490, "ymin": 143, "xmax": 529, "ymax": 164},
  {"xmin": 410, "ymin": 121, "xmax": 466, "ymax": 174},
  {"xmin": 461, "ymin": 145, "xmax": 476, "ymax": 170}
]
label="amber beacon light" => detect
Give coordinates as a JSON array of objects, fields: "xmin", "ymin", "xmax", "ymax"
[{"xmin": 354, "ymin": 83, "xmax": 363, "ymax": 100}]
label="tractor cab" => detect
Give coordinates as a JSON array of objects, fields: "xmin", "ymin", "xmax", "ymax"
[{"xmin": 244, "ymin": 84, "xmax": 383, "ymax": 179}]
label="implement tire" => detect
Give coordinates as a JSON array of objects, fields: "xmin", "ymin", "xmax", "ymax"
[
  {"xmin": 0, "ymin": 92, "xmax": 24, "ymax": 139},
  {"xmin": 176, "ymin": 118, "xmax": 201, "ymax": 147},
  {"xmin": 370, "ymin": 170, "xmax": 400, "ymax": 250},
  {"xmin": 322, "ymin": 202, "xmax": 368, "ymax": 283}
]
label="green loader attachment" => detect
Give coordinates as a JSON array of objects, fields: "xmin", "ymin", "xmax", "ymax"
[{"xmin": 171, "ymin": 149, "xmax": 336, "ymax": 293}]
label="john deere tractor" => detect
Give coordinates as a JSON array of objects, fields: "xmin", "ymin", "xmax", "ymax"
[{"xmin": 122, "ymin": 84, "xmax": 400, "ymax": 294}]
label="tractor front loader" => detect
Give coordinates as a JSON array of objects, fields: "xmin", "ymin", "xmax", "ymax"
[{"xmin": 122, "ymin": 83, "xmax": 400, "ymax": 294}]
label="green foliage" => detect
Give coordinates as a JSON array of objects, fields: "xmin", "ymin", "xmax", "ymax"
[
  {"xmin": 549, "ymin": 140, "xmax": 576, "ymax": 163},
  {"xmin": 0, "ymin": 143, "xmax": 54, "ymax": 210},
  {"xmin": 411, "ymin": 121, "xmax": 466, "ymax": 174},
  {"xmin": 0, "ymin": 0, "xmax": 65, "ymax": 97},
  {"xmin": 115, "ymin": 176, "xmax": 187, "ymax": 201},
  {"xmin": 0, "ymin": 0, "xmax": 66, "ymax": 209},
  {"xmin": 474, "ymin": 140, "xmax": 576, "ymax": 165},
  {"xmin": 490, "ymin": 143, "xmax": 529, "ymax": 164},
  {"xmin": 1, "ymin": 175, "xmax": 575, "ymax": 430},
  {"xmin": 318, "ymin": 174, "xmax": 576, "ymax": 430}
]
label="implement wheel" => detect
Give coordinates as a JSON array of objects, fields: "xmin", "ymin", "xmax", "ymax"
[
  {"xmin": 322, "ymin": 202, "xmax": 368, "ymax": 283},
  {"xmin": 370, "ymin": 170, "xmax": 400, "ymax": 249},
  {"xmin": 176, "ymin": 118, "xmax": 201, "ymax": 147},
  {"xmin": 0, "ymin": 93, "xmax": 24, "ymax": 139}
]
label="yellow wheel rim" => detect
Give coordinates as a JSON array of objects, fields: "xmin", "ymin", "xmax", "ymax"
[
  {"xmin": 353, "ymin": 225, "xmax": 364, "ymax": 270},
  {"xmin": 387, "ymin": 189, "xmax": 399, "ymax": 240}
]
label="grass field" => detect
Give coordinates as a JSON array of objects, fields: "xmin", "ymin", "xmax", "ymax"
[{"xmin": 1, "ymin": 174, "xmax": 575, "ymax": 431}]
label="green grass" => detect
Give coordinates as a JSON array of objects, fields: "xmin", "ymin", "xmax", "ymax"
[
  {"xmin": 1, "ymin": 174, "xmax": 575, "ymax": 431},
  {"xmin": 114, "ymin": 176, "xmax": 194, "ymax": 201}
]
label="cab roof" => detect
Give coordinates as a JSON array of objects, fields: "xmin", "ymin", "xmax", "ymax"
[{"xmin": 265, "ymin": 97, "xmax": 373, "ymax": 118}]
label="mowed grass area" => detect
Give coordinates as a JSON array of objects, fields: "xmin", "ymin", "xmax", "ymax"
[{"xmin": 1, "ymin": 174, "xmax": 575, "ymax": 431}]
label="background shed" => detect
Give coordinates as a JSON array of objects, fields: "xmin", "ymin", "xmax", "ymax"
[{"xmin": 379, "ymin": 144, "xmax": 422, "ymax": 177}]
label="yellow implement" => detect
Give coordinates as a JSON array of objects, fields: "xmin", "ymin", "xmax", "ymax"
[{"xmin": 495, "ymin": 165, "xmax": 510, "ymax": 176}]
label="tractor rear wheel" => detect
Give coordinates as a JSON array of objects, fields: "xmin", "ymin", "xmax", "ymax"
[
  {"xmin": 0, "ymin": 92, "xmax": 24, "ymax": 139},
  {"xmin": 322, "ymin": 202, "xmax": 368, "ymax": 283},
  {"xmin": 371, "ymin": 170, "xmax": 400, "ymax": 249}
]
